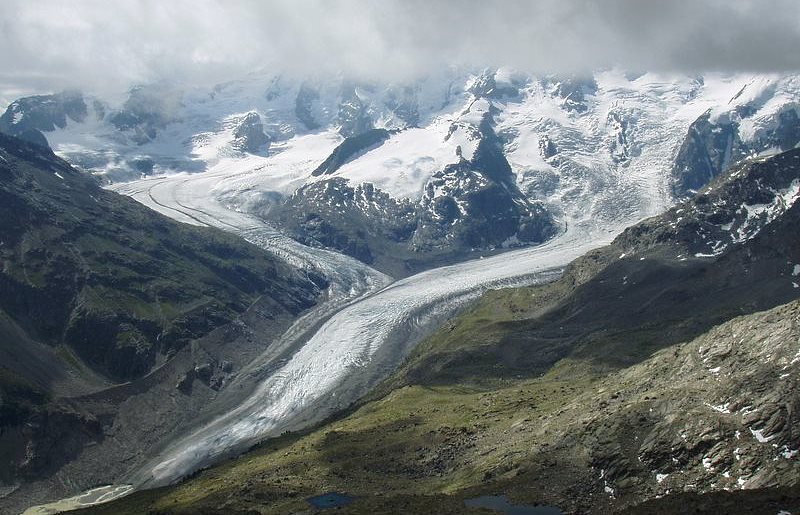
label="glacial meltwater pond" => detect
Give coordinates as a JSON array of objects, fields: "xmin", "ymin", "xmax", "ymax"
[
  {"xmin": 465, "ymin": 495, "xmax": 563, "ymax": 514},
  {"xmin": 307, "ymin": 492, "xmax": 356, "ymax": 509}
]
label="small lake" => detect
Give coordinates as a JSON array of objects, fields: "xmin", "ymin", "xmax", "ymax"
[
  {"xmin": 465, "ymin": 495, "xmax": 563, "ymax": 514},
  {"xmin": 307, "ymin": 492, "xmax": 356, "ymax": 509}
]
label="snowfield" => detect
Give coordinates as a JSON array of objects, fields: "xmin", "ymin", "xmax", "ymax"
[
  {"xmin": 40, "ymin": 71, "xmax": 787, "ymax": 213},
  {"xmin": 332, "ymin": 124, "xmax": 459, "ymax": 199}
]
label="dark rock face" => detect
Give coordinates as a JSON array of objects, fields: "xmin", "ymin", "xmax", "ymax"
[
  {"xmin": 631, "ymin": 148, "xmax": 800, "ymax": 258},
  {"xmin": 337, "ymin": 83, "xmax": 373, "ymax": 137},
  {"xmin": 298, "ymin": 213, "xmax": 376, "ymax": 264},
  {"xmin": 232, "ymin": 112, "xmax": 270, "ymax": 153},
  {"xmin": 539, "ymin": 135, "xmax": 558, "ymax": 159},
  {"xmin": 413, "ymin": 160, "xmax": 553, "ymax": 252},
  {"xmin": 295, "ymin": 81, "xmax": 321, "ymax": 131},
  {"xmin": 270, "ymin": 103, "xmax": 557, "ymax": 276},
  {"xmin": 0, "ymin": 91, "xmax": 88, "ymax": 149},
  {"xmin": 271, "ymin": 179, "xmax": 416, "ymax": 268},
  {"xmin": 468, "ymin": 70, "xmax": 519, "ymax": 99},
  {"xmin": 297, "ymin": 80, "xmax": 420, "ymax": 135},
  {"xmin": 413, "ymin": 112, "xmax": 555, "ymax": 253},
  {"xmin": 0, "ymin": 91, "xmax": 87, "ymax": 133},
  {"xmin": 608, "ymin": 111, "xmax": 632, "ymax": 164},
  {"xmin": 312, "ymin": 128, "xmax": 392, "ymax": 177},
  {"xmin": 383, "ymin": 85, "xmax": 420, "ymax": 127},
  {"xmin": 129, "ymin": 156, "xmax": 155, "ymax": 175},
  {"xmin": 0, "ymin": 395, "xmax": 103, "ymax": 484},
  {"xmin": 109, "ymin": 85, "xmax": 182, "ymax": 145},
  {"xmin": 550, "ymin": 76, "xmax": 598, "ymax": 112},
  {"xmin": 672, "ymin": 105, "xmax": 800, "ymax": 197},
  {"xmin": 11, "ymin": 129, "xmax": 50, "ymax": 148},
  {"xmin": 468, "ymin": 72, "xmax": 498, "ymax": 98},
  {"xmin": 672, "ymin": 110, "xmax": 746, "ymax": 195}
]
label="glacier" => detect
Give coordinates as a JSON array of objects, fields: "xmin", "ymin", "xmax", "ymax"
[{"xmin": 16, "ymin": 68, "xmax": 800, "ymax": 510}]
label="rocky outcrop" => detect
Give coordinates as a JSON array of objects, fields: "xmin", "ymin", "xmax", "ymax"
[
  {"xmin": 672, "ymin": 102, "xmax": 800, "ymax": 197},
  {"xmin": 539, "ymin": 135, "xmax": 558, "ymax": 159},
  {"xmin": 271, "ymin": 178, "xmax": 415, "ymax": 270},
  {"xmin": 412, "ymin": 131, "xmax": 554, "ymax": 253},
  {"xmin": 294, "ymin": 81, "xmax": 321, "ymax": 131},
  {"xmin": 550, "ymin": 75, "xmax": 598, "ymax": 112},
  {"xmin": 271, "ymin": 102, "xmax": 557, "ymax": 276},
  {"xmin": 312, "ymin": 129, "xmax": 392, "ymax": 176},
  {"xmin": 468, "ymin": 70, "xmax": 520, "ymax": 99},
  {"xmin": 617, "ymin": 147, "xmax": 800, "ymax": 258},
  {"xmin": 108, "ymin": 85, "xmax": 182, "ymax": 144},
  {"xmin": 232, "ymin": 112, "xmax": 270, "ymax": 153},
  {"xmin": 578, "ymin": 299, "xmax": 800, "ymax": 509},
  {"xmin": 0, "ymin": 90, "xmax": 88, "ymax": 148},
  {"xmin": 383, "ymin": 85, "xmax": 420, "ymax": 127},
  {"xmin": 337, "ymin": 83, "xmax": 373, "ymax": 137},
  {"xmin": 672, "ymin": 110, "xmax": 746, "ymax": 195}
]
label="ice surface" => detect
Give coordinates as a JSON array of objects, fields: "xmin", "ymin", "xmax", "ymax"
[{"xmin": 499, "ymin": 70, "xmax": 757, "ymax": 229}]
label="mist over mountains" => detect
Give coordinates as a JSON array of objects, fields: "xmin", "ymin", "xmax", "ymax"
[
  {"xmin": 3, "ymin": 0, "xmax": 800, "ymax": 108},
  {"xmin": 1, "ymin": 2, "xmax": 799, "ymax": 514}
]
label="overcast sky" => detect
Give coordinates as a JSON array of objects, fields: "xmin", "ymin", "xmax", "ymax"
[{"xmin": 2, "ymin": 0, "xmax": 800, "ymax": 107}]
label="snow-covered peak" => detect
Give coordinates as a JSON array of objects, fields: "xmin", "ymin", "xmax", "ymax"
[
  {"xmin": 5, "ymin": 69, "xmax": 800, "ymax": 235},
  {"xmin": 672, "ymin": 74, "xmax": 800, "ymax": 197}
]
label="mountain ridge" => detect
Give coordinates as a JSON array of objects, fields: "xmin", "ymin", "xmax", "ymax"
[{"xmin": 0, "ymin": 132, "xmax": 326, "ymax": 511}]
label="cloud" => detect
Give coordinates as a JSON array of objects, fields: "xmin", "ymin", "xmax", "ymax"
[{"xmin": 1, "ymin": 0, "xmax": 799, "ymax": 106}]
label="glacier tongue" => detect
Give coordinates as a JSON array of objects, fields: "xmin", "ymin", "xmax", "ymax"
[
  {"xmin": 120, "ymin": 172, "xmax": 611, "ymax": 487},
  {"xmin": 109, "ymin": 155, "xmax": 613, "ymax": 487}
]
